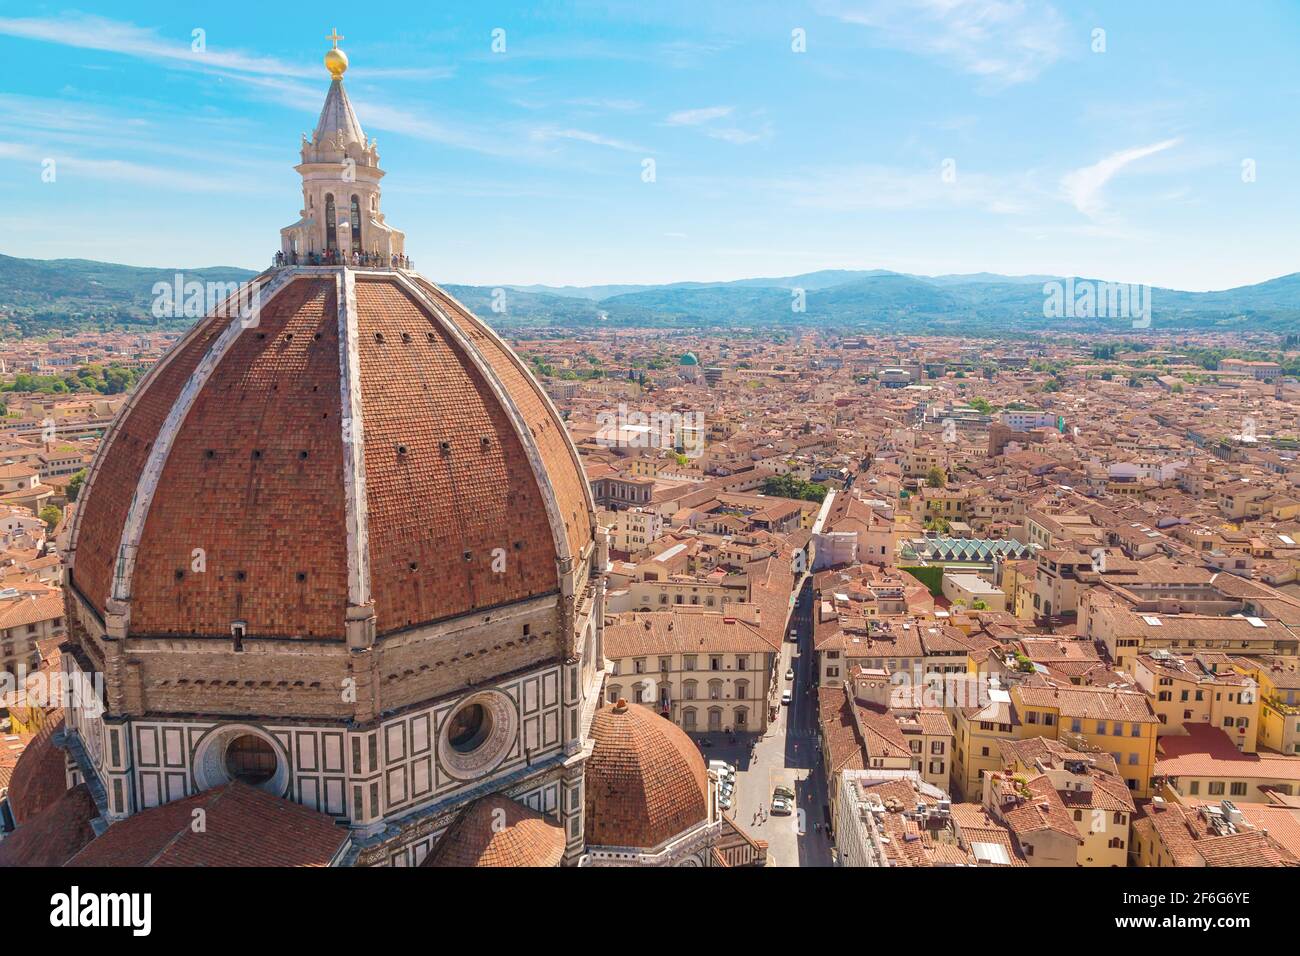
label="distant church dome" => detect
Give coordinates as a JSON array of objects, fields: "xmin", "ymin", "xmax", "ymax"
[
  {"xmin": 678, "ymin": 351, "xmax": 699, "ymax": 366},
  {"xmin": 584, "ymin": 699, "xmax": 708, "ymax": 849}
]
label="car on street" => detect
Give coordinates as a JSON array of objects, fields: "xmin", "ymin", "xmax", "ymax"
[
  {"xmin": 708, "ymin": 759, "xmax": 736, "ymax": 781},
  {"xmin": 787, "ymin": 628, "xmax": 798, "ymax": 643},
  {"xmin": 781, "ymin": 690, "xmax": 792, "ymax": 705},
  {"xmin": 771, "ymin": 785, "xmax": 795, "ymax": 816},
  {"xmin": 718, "ymin": 792, "xmax": 732, "ymax": 810},
  {"xmin": 785, "ymin": 667, "xmax": 794, "ymax": 681}
]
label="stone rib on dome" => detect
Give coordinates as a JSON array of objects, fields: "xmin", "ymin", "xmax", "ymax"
[
  {"xmin": 584, "ymin": 701, "xmax": 709, "ymax": 850},
  {"xmin": 68, "ymin": 269, "xmax": 596, "ymax": 640}
]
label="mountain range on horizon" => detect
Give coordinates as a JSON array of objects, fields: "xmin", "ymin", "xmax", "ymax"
[{"xmin": 1, "ymin": 253, "xmax": 1298, "ymax": 337}]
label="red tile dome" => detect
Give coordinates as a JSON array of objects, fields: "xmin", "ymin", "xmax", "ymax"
[
  {"xmin": 423, "ymin": 793, "xmax": 565, "ymax": 867},
  {"xmin": 584, "ymin": 699, "xmax": 709, "ymax": 849},
  {"xmin": 68, "ymin": 271, "xmax": 593, "ymax": 641}
]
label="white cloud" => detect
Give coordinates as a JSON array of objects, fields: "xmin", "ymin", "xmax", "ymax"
[
  {"xmin": 0, "ymin": 14, "xmax": 314, "ymax": 77},
  {"xmin": 1061, "ymin": 138, "xmax": 1182, "ymax": 219},
  {"xmin": 665, "ymin": 106, "xmax": 768, "ymax": 145},
  {"xmin": 528, "ymin": 127, "xmax": 647, "ymax": 153},
  {"xmin": 818, "ymin": 0, "xmax": 1067, "ymax": 85},
  {"xmin": 666, "ymin": 106, "xmax": 733, "ymax": 126}
]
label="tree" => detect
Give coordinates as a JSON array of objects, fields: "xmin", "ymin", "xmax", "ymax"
[
  {"xmin": 67, "ymin": 468, "xmax": 88, "ymax": 502},
  {"xmin": 925, "ymin": 467, "xmax": 946, "ymax": 488},
  {"xmin": 40, "ymin": 504, "xmax": 62, "ymax": 532},
  {"xmin": 760, "ymin": 474, "xmax": 827, "ymax": 503}
]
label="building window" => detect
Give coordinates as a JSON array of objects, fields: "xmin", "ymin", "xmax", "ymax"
[
  {"xmin": 325, "ymin": 194, "xmax": 337, "ymax": 251},
  {"xmin": 1208, "ymin": 782, "xmax": 1225, "ymax": 795},
  {"xmin": 1230, "ymin": 782, "xmax": 1247, "ymax": 796},
  {"xmin": 224, "ymin": 734, "xmax": 277, "ymax": 786},
  {"xmin": 447, "ymin": 704, "xmax": 491, "ymax": 754},
  {"xmin": 350, "ymin": 194, "xmax": 362, "ymax": 248}
]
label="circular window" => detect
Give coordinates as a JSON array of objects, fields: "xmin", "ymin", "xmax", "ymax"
[
  {"xmin": 192, "ymin": 724, "xmax": 290, "ymax": 796},
  {"xmin": 224, "ymin": 734, "xmax": 277, "ymax": 785},
  {"xmin": 447, "ymin": 703, "xmax": 491, "ymax": 753},
  {"xmin": 437, "ymin": 690, "xmax": 518, "ymax": 781}
]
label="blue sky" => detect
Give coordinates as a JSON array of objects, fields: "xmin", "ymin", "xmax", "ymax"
[{"xmin": 2, "ymin": 1, "xmax": 1298, "ymax": 290}]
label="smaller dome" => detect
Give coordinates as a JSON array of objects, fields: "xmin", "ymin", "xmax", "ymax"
[
  {"xmin": 424, "ymin": 794, "xmax": 565, "ymax": 868},
  {"xmin": 585, "ymin": 700, "xmax": 708, "ymax": 849},
  {"xmin": 679, "ymin": 352, "xmax": 699, "ymax": 366}
]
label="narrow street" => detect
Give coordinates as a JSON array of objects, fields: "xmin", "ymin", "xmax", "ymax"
[{"xmin": 695, "ymin": 584, "xmax": 833, "ymax": 867}]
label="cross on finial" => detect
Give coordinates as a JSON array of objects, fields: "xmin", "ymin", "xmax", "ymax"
[{"xmin": 327, "ymin": 28, "xmax": 344, "ymax": 49}]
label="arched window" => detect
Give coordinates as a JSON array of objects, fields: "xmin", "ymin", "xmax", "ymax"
[
  {"xmin": 708, "ymin": 679, "xmax": 723, "ymax": 700},
  {"xmin": 607, "ymin": 684, "xmax": 622, "ymax": 703},
  {"xmin": 324, "ymin": 194, "xmax": 337, "ymax": 252},
  {"xmin": 683, "ymin": 680, "xmax": 697, "ymax": 700},
  {"xmin": 682, "ymin": 708, "xmax": 697, "ymax": 731},
  {"xmin": 735, "ymin": 680, "xmax": 749, "ymax": 700},
  {"xmin": 350, "ymin": 195, "xmax": 362, "ymax": 248}
]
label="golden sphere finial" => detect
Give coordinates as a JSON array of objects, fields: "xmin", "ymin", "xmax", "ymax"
[{"xmin": 325, "ymin": 28, "xmax": 348, "ymax": 78}]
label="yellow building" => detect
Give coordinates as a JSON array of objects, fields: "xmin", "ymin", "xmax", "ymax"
[
  {"xmin": 1012, "ymin": 685, "xmax": 1160, "ymax": 797},
  {"xmin": 1133, "ymin": 798, "xmax": 1300, "ymax": 867},
  {"xmin": 996, "ymin": 737, "xmax": 1135, "ymax": 867},
  {"xmin": 1153, "ymin": 722, "xmax": 1300, "ymax": 803},
  {"xmin": 1236, "ymin": 656, "xmax": 1300, "ymax": 756},
  {"xmin": 1133, "ymin": 652, "xmax": 1259, "ymax": 752},
  {"xmin": 997, "ymin": 558, "xmax": 1038, "ymax": 621},
  {"xmin": 953, "ymin": 683, "xmax": 1017, "ymax": 800}
]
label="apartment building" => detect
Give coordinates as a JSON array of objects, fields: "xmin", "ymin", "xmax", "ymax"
[
  {"xmin": 1132, "ymin": 652, "xmax": 1258, "ymax": 751},
  {"xmin": 603, "ymin": 611, "xmax": 775, "ymax": 734}
]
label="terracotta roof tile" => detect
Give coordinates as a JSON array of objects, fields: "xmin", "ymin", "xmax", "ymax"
[
  {"xmin": 424, "ymin": 793, "xmax": 564, "ymax": 867},
  {"xmin": 66, "ymin": 782, "xmax": 347, "ymax": 867},
  {"xmin": 585, "ymin": 700, "xmax": 708, "ymax": 849}
]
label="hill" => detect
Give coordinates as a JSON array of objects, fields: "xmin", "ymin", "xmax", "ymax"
[{"xmin": 1, "ymin": 254, "xmax": 1296, "ymax": 336}]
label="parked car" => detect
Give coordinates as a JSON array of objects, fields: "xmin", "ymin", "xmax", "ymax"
[
  {"xmin": 771, "ymin": 796, "xmax": 792, "ymax": 815},
  {"xmin": 718, "ymin": 792, "xmax": 732, "ymax": 811},
  {"xmin": 785, "ymin": 667, "xmax": 794, "ymax": 681},
  {"xmin": 781, "ymin": 690, "xmax": 792, "ymax": 705},
  {"xmin": 787, "ymin": 628, "xmax": 798, "ymax": 643},
  {"xmin": 772, "ymin": 786, "xmax": 795, "ymax": 801}
]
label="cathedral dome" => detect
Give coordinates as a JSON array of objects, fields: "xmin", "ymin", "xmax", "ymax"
[
  {"xmin": 68, "ymin": 272, "xmax": 594, "ymax": 642},
  {"xmin": 423, "ymin": 793, "xmax": 565, "ymax": 867},
  {"xmin": 584, "ymin": 699, "xmax": 709, "ymax": 849}
]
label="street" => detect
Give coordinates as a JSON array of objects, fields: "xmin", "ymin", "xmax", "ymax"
[{"xmin": 694, "ymin": 583, "xmax": 833, "ymax": 867}]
